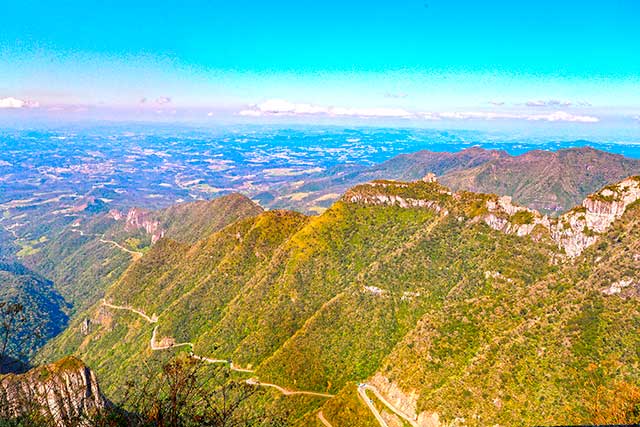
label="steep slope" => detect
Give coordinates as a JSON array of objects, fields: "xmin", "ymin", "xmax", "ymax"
[
  {"xmin": 0, "ymin": 261, "xmax": 69, "ymax": 369},
  {"xmin": 38, "ymin": 177, "xmax": 640, "ymax": 426},
  {"xmin": 0, "ymin": 356, "xmax": 107, "ymax": 425},
  {"xmin": 363, "ymin": 199, "xmax": 640, "ymax": 426},
  {"xmin": 268, "ymin": 147, "xmax": 640, "ymax": 216},
  {"xmin": 23, "ymin": 193, "xmax": 263, "ymax": 312}
]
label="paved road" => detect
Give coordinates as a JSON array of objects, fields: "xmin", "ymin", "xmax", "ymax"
[
  {"xmin": 190, "ymin": 353, "xmax": 255, "ymax": 373},
  {"xmin": 102, "ymin": 300, "xmax": 158, "ymax": 323},
  {"xmin": 70, "ymin": 228, "xmax": 143, "ymax": 258},
  {"xmin": 317, "ymin": 411, "xmax": 334, "ymax": 427},
  {"xmin": 150, "ymin": 325, "xmax": 192, "ymax": 350},
  {"xmin": 101, "ymin": 300, "xmax": 332, "ymax": 398},
  {"xmin": 357, "ymin": 385, "xmax": 389, "ymax": 427},
  {"xmin": 246, "ymin": 378, "xmax": 334, "ymax": 398},
  {"xmin": 363, "ymin": 384, "xmax": 419, "ymax": 427},
  {"xmin": 99, "ymin": 238, "xmax": 143, "ymax": 258},
  {"xmin": 101, "ymin": 300, "xmax": 416, "ymax": 426}
]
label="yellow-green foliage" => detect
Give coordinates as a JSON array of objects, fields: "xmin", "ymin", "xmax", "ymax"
[{"xmin": 38, "ymin": 180, "xmax": 640, "ymax": 426}]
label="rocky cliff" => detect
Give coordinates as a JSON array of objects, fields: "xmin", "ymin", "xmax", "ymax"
[
  {"xmin": 347, "ymin": 176, "xmax": 640, "ymax": 258},
  {"xmin": 110, "ymin": 207, "xmax": 165, "ymax": 243},
  {"xmin": 551, "ymin": 177, "xmax": 640, "ymax": 256},
  {"xmin": 0, "ymin": 357, "xmax": 108, "ymax": 426}
]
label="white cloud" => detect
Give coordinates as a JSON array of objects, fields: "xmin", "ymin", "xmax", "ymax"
[
  {"xmin": 155, "ymin": 96, "xmax": 171, "ymax": 105},
  {"xmin": 239, "ymin": 99, "xmax": 411, "ymax": 118},
  {"xmin": 238, "ymin": 99, "xmax": 599, "ymax": 123},
  {"xmin": 488, "ymin": 100, "xmax": 505, "ymax": 106},
  {"xmin": 440, "ymin": 110, "xmax": 598, "ymax": 123},
  {"xmin": 526, "ymin": 111, "xmax": 598, "ymax": 123},
  {"xmin": 526, "ymin": 99, "xmax": 572, "ymax": 107},
  {"xmin": 238, "ymin": 109, "xmax": 263, "ymax": 117},
  {"xmin": 0, "ymin": 97, "xmax": 39, "ymax": 109}
]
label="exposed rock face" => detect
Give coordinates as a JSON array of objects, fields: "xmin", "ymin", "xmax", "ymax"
[
  {"xmin": 0, "ymin": 357, "xmax": 108, "ymax": 426},
  {"xmin": 551, "ymin": 177, "xmax": 640, "ymax": 257},
  {"xmin": 346, "ymin": 192, "xmax": 447, "ymax": 213},
  {"xmin": 370, "ymin": 374, "xmax": 420, "ymax": 421},
  {"xmin": 343, "ymin": 180, "xmax": 450, "ymax": 215},
  {"xmin": 481, "ymin": 195, "xmax": 551, "ymax": 237},
  {"xmin": 124, "ymin": 208, "xmax": 165, "ymax": 243},
  {"xmin": 422, "ymin": 172, "xmax": 437, "ymax": 183},
  {"xmin": 370, "ymin": 374, "xmax": 444, "ymax": 427},
  {"xmin": 110, "ymin": 207, "xmax": 165, "ymax": 243},
  {"xmin": 349, "ymin": 176, "xmax": 640, "ymax": 258}
]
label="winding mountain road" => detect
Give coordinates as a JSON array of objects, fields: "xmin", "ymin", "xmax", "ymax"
[
  {"xmin": 102, "ymin": 300, "xmax": 158, "ymax": 323},
  {"xmin": 358, "ymin": 385, "xmax": 389, "ymax": 427},
  {"xmin": 100, "ymin": 300, "xmax": 333, "ymax": 397},
  {"xmin": 363, "ymin": 384, "xmax": 419, "ymax": 427},
  {"xmin": 317, "ymin": 411, "xmax": 334, "ymax": 427},
  {"xmin": 189, "ymin": 354, "xmax": 255, "ymax": 373},
  {"xmin": 246, "ymin": 378, "xmax": 334, "ymax": 398},
  {"xmin": 99, "ymin": 302, "xmax": 414, "ymax": 425},
  {"xmin": 70, "ymin": 228, "xmax": 143, "ymax": 258},
  {"xmin": 99, "ymin": 238, "xmax": 143, "ymax": 258},
  {"xmin": 150, "ymin": 326, "xmax": 193, "ymax": 350}
]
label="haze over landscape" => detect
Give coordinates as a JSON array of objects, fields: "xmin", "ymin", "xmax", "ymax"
[{"xmin": 1, "ymin": 1, "xmax": 639, "ymax": 426}]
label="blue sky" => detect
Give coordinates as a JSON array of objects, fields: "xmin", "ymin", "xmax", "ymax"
[{"xmin": 1, "ymin": 0, "xmax": 639, "ymax": 130}]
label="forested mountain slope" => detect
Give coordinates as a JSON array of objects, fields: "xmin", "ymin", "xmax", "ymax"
[
  {"xmin": 22, "ymin": 193, "xmax": 263, "ymax": 312},
  {"xmin": 38, "ymin": 177, "xmax": 640, "ymax": 426}
]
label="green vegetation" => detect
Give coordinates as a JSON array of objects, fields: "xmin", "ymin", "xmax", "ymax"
[
  {"xmin": 0, "ymin": 261, "xmax": 69, "ymax": 367},
  {"xmin": 510, "ymin": 210, "xmax": 535, "ymax": 225},
  {"xmin": 22, "ymin": 193, "xmax": 263, "ymax": 315},
  {"xmin": 36, "ymin": 178, "xmax": 640, "ymax": 426}
]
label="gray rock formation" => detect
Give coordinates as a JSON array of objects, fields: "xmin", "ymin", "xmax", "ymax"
[{"xmin": 0, "ymin": 357, "xmax": 108, "ymax": 426}]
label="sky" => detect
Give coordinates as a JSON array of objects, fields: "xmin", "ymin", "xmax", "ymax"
[{"xmin": 1, "ymin": 0, "xmax": 639, "ymax": 132}]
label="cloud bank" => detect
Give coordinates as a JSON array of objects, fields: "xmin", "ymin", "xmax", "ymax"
[
  {"xmin": 240, "ymin": 99, "xmax": 414, "ymax": 119},
  {"xmin": 526, "ymin": 99, "xmax": 572, "ymax": 107},
  {"xmin": 239, "ymin": 99, "xmax": 599, "ymax": 123},
  {"xmin": 0, "ymin": 97, "xmax": 39, "ymax": 109}
]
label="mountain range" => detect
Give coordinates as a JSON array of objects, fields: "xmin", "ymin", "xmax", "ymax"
[
  {"xmin": 268, "ymin": 146, "xmax": 640, "ymax": 215},
  {"xmin": 36, "ymin": 173, "xmax": 640, "ymax": 426}
]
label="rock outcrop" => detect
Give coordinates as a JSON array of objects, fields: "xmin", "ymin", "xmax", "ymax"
[
  {"xmin": 110, "ymin": 207, "xmax": 165, "ymax": 243},
  {"xmin": 551, "ymin": 177, "xmax": 640, "ymax": 257},
  {"xmin": 347, "ymin": 176, "xmax": 640, "ymax": 258},
  {"xmin": 480, "ymin": 194, "xmax": 550, "ymax": 237},
  {"xmin": 0, "ymin": 357, "xmax": 108, "ymax": 426},
  {"xmin": 370, "ymin": 374, "xmax": 420, "ymax": 422},
  {"xmin": 343, "ymin": 180, "xmax": 450, "ymax": 215}
]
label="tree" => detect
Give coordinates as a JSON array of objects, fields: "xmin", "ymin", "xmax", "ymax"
[
  {"xmin": 0, "ymin": 301, "xmax": 35, "ymax": 374},
  {"xmin": 101, "ymin": 355, "xmax": 289, "ymax": 427}
]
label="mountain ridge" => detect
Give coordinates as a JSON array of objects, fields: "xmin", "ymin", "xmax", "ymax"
[
  {"xmin": 37, "ymin": 174, "xmax": 640, "ymax": 426},
  {"xmin": 268, "ymin": 146, "xmax": 640, "ymax": 216}
]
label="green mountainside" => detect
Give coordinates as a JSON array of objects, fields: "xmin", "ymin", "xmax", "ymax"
[
  {"xmin": 37, "ymin": 176, "xmax": 640, "ymax": 426},
  {"xmin": 0, "ymin": 260, "xmax": 69, "ymax": 369},
  {"xmin": 268, "ymin": 147, "xmax": 640, "ymax": 216},
  {"xmin": 21, "ymin": 193, "xmax": 263, "ymax": 313},
  {"xmin": 0, "ymin": 228, "xmax": 69, "ymax": 368}
]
